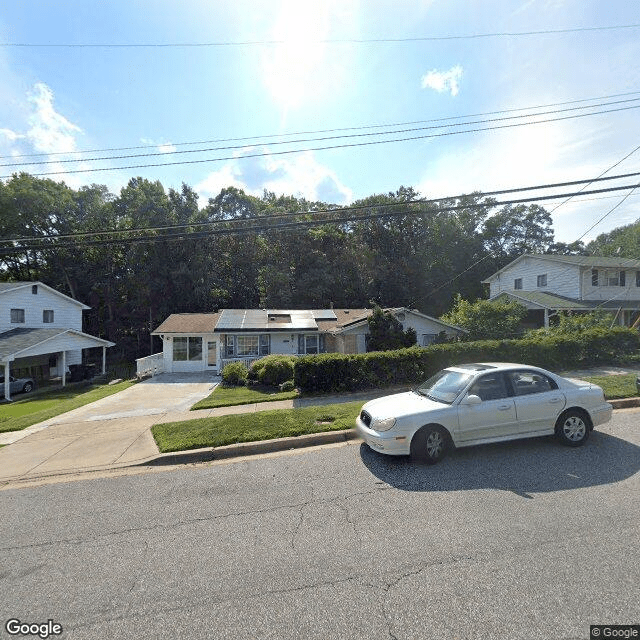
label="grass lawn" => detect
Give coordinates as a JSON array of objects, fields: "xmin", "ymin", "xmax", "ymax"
[
  {"xmin": 153, "ymin": 400, "xmax": 363, "ymax": 453},
  {"xmin": 581, "ymin": 374, "xmax": 638, "ymax": 400},
  {"xmin": 191, "ymin": 384, "xmax": 299, "ymax": 410},
  {"xmin": 0, "ymin": 380, "xmax": 135, "ymax": 433}
]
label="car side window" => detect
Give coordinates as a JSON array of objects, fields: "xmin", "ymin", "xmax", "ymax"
[
  {"xmin": 468, "ymin": 374, "xmax": 510, "ymax": 401},
  {"xmin": 508, "ymin": 371, "xmax": 558, "ymax": 396}
]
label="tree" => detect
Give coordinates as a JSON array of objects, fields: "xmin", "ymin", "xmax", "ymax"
[
  {"xmin": 440, "ymin": 295, "xmax": 527, "ymax": 340},
  {"xmin": 366, "ymin": 306, "xmax": 417, "ymax": 351}
]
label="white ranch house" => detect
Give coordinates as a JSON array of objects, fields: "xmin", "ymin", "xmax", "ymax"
[
  {"xmin": 140, "ymin": 307, "xmax": 465, "ymax": 376},
  {"xmin": 0, "ymin": 282, "xmax": 115, "ymax": 401},
  {"xmin": 483, "ymin": 254, "xmax": 640, "ymax": 328}
]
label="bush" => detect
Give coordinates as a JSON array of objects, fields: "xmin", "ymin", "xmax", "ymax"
[
  {"xmin": 221, "ymin": 361, "xmax": 248, "ymax": 386},
  {"xmin": 279, "ymin": 380, "xmax": 295, "ymax": 392},
  {"xmin": 250, "ymin": 355, "xmax": 296, "ymax": 387},
  {"xmin": 292, "ymin": 327, "xmax": 640, "ymax": 393}
]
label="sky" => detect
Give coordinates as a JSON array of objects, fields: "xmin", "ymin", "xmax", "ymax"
[{"xmin": 0, "ymin": 0, "xmax": 639, "ymax": 244}]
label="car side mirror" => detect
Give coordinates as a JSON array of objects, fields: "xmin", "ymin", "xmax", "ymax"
[{"xmin": 461, "ymin": 394, "xmax": 482, "ymax": 406}]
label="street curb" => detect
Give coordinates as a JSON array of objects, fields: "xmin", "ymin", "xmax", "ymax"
[
  {"xmin": 143, "ymin": 429, "xmax": 359, "ymax": 466},
  {"xmin": 609, "ymin": 397, "xmax": 640, "ymax": 409}
]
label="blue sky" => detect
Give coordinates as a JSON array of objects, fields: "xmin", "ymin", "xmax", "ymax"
[{"xmin": 0, "ymin": 0, "xmax": 639, "ymax": 243}]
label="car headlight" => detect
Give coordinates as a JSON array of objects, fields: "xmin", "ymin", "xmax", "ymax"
[{"xmin": 374, "ymin": 417, "xmax": 396, "ymax": 432}]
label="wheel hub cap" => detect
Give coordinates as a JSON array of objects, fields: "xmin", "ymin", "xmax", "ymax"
[
  {"xmin": 563, "ymin": 416, "xmax": 586, "ymax": 441},
  {"xmin": 426, "ymin": 432, "xmax": 443, "ymax": 456}
]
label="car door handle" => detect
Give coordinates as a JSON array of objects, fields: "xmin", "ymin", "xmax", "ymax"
[
  {"xmin": 498, "ymin": 404, "xmax": 511, "ymax": 411},
  {"xmin": 549, "ymin": 398, "xmax": 563, "ymax": 404}
]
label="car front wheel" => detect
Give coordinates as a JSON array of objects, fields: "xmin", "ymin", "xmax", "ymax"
[
  {"xmin": 556, "ymin": 410, "xmax": 590, "ymax": 447},
  {"xmin": 22, "ymin": 382, "xmax": 33, "ymax": 393},
  {"xmin": 410, "ymin": 425, "xmax": 449, "ymax": 464}
]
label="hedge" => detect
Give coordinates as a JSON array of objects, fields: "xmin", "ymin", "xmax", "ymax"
[{"xmin": 293, "ymin": 327, "xmax": 640, "ymax": 393}]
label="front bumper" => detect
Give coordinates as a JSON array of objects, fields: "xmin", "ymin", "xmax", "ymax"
[
  {"xmin": 590, "ymin": 402, "xmax": 613, "ymax": 428},
  {"xmin": 355, "ymin": 417, "xmax": 410, "ymax": 456}
]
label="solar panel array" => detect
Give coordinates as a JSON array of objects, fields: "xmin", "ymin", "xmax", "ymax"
[{"xmin": 215, "ymin": 309, "xmax": 329, "ymax": 331}]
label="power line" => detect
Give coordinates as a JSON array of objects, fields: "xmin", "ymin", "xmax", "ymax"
[
  {"xmin": 3, "ymin": 172, "xmax": 639, "ymax": 244},
  {"xmin": 2, "ymin": 183, "xmax": 638, "ymax": 253},
  {"xmin": 5, "ymin": 98, "xmax": 640, "ymax": 169},
  {"xmin": 4, "ymin": 89, "xmax": 640, "ymax": 161},
  {"xmin": 5, "ymin": 103, "xmax": 639, "ymax": 180},
  {"xmin": 2, "ymin": 23, "xmax": 638, "ymax": 47}
]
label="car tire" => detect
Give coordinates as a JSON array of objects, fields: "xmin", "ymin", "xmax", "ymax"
[
  {"xmin": 22, "ymin": 382, "xmax": 33, "ymax": 393},
  {"xmin": 410, "ymin": 425, "xmax": 449, "ymax": 464},
  {"xmin": 555, "ymin": 409, "xmax": 591, "ymax": 447}
]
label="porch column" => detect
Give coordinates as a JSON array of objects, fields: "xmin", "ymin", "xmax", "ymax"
[
  {"xmin": 61, "ymin": 351, "xmax": 66, "ymax": 387},
  {"xmin": 102, "ymin": 346, "xmax": 106, "ymax": 374},
  {"xmin": 544, "ymin": 308, "xmax": 549, "ymax": 328},
  {"xmin": 3, "ymin": 361, "xmax": 10, "ymax": 402}
]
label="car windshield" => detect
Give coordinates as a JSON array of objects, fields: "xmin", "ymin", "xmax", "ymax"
[{"xmin": 414, "ymin": 370, "xmax": 473, "ymax": 404}]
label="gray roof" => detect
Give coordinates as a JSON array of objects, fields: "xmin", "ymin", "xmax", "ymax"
[
  {"xmin": 0, "ymin": 328, "xmax": 113, "ymax": 360},
  {"xmin": 494, "ymin": 290, "xmax": 640, "ymax": 310}
]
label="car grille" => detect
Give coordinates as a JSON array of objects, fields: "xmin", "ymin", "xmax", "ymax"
[{"xmin": 360, "ymin": 410, "xmax": 372, "ymax": 427}]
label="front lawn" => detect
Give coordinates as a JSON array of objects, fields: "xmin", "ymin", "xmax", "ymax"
[
  {"xmin": 0, "ymin": 380, "xmax": 135, "ymax": 433},
  {"xmin": 191, "ymin": 384, "xmax": 299, "ymax": 409},
  {"xmin": 153, "ymin": 401, "xmax": 362, "ymax": 453},
  {"xmin": 581, "ymin": 374, "xmax": 638, "ymax": 400}
]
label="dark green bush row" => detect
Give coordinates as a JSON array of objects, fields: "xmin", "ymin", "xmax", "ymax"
[
  {"xmin": 293, "ymin": 327, "xmax": 640, "ymax": 393},
  {"xmin": 250, "ymin": 355, "xmax": 295, "ymax": 386}
]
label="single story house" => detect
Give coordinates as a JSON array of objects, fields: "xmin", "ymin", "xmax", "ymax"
[
  {"xmin": 142, "ymin": 307, "xmax": 465, "ymax": 375},
  {"xmin": 0, "ymin": 281, "xmax": 115, "ymax": 400},
  {"xmin": 482, "ymin": 254, "xmax": 640, "ymax": 328}
]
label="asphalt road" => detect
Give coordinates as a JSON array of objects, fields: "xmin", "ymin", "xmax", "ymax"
[{"xmin": 1, "ymin": 410, "xmax": 639, "ymax": 640}]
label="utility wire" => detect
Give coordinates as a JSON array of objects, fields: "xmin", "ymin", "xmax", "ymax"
[
  {"xmin": 2, "ymin": 23, "xmax": 639, "ymax": 47},
  {"xmin": 4, "ymin": 90, "xmax": 640, "ymax": 161},
  {"xmin": 4, "ymin": 98, "xmax": 639, "ymax": 169},
  {"xmin": 2, "ymin": 172, "xmax": 639, "ymax": 244},
  {"xmin": 5, "ymin": 103, "xmax": 639, "ymax": 180}
]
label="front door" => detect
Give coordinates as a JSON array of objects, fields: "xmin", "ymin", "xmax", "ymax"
[{"xmin": 207, "ymin": 341, "xmax": 217, "ymax": 369}]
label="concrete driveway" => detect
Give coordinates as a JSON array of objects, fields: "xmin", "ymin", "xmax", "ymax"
[{"xmin": 0, "ymin": 373, "xmax": 219, "ymax": 482}]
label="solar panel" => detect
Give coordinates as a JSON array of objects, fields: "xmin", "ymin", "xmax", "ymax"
[
  {"xmin": 312, "ymin": 309, "xmax": 337, "ymax": 320},
  {"xmin": 215, "ymin": 309, "xmax": 318, "ymax": 331}
]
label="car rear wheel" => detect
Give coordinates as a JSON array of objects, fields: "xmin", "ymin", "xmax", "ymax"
[
  {"xmin": 555, "ymin": 410, "xmax": 590, "ymax": 447},
  {"xmin": 410, "ymin": 425, "xmax": 449, "ymax": 464},
  {"xmin": 22, "ymin": 382, "xmax": 33, "ymax": 393}
]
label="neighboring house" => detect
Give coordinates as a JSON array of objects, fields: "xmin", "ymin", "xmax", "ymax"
[
  {"xmin": 144, "ymin": 307, "xmax": 465, "ymax": 375},
  {"xmin": 482, "ymin": 254, "xmax": 640, "ymax": 327},
  {"xmin": 0, "ymin": 282, "xmax": 115, "ymax": 400}
]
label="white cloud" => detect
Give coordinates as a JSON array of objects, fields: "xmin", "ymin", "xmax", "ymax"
[
  {"xmin": 195, "ymin": 148, "xmax": 352, "ymax": 205},
  {"xmin": 157, "ymin": 143, "xmax": 177, "ymax": 154},
  {"xmin": 26, "ymin": 82, "xmax": 83, "ymax": 154},
  {"xmin": 0, "ymin": 128, "xmax": 24, "ymax": 142},
  {"xmin": 421, "ymin": 65, "xmax": 463, "ymax": 97}
]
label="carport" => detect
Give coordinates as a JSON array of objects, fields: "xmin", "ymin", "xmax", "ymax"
[{"xmin": 0, "ymin": 328, "xmax": 115, "ymax": 401}]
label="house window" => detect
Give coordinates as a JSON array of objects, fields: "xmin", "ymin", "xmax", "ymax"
[
  {"xmin": 620, "ymin": 270, "xmax": 626, "ymax": 287},
  {"xmin": 298, "ymin": 334, "xmax": 324, "ymax": 354},
  {"xmin": 237, "ymin": 336, "xmax": 259, "ymax": 357},
  {"xmin": 224, "ymin": 335, "xmax": 270, "ymax": 358},
  {"xmin": 422, "ymin": 334, "xmax": 437, "ymax": 346},
  {"xmin": 172, "ymin": 337, "xmax": 202, "ymax": 361},
  {"xmin": 32, "ymin": 285, "xmax": 38, "ymax": 294},
  {"xmin": 10, "ymin": 309, "xmax": 25, "ymax": 323},
  {"xmin": 592, "ymin": 269, "xmax": 599, "ymax": 286},
  {"xmin": 514, "ymin": 278, "xmax": 523, "ymax": 290},
  {"xmin": 536, "ymin": 274, "xmax": 547, "ymax": 288},
  {"xmin": 43, "ymin": 310, "xmax": 54, "ymax": 323},
  {"xmin": 259, "ymin": 334, "xmax": 270, "ymax": 356},
  {"xmin": 636, "ymin": 271, "xmax": 640, "ymax": 287},
  {"xmin": 605, "ymin": 270, "xmax": 622, "ymax": 287}
]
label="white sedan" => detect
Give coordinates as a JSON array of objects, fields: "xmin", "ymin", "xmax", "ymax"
[{"xmin": 356, "ymin": 363, "xmax": 612, "ymax": 464}]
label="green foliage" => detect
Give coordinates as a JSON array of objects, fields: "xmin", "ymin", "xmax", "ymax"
[
  {"xmin": 293, "ymin": 327, "xmax": 640, "ymax": 393},
  {"xmin": 250, "ymin": 355, "xmax": 296, "ymax": 386},
  {"xmin": 221, "ymin": 361, "xmax": 248, "ymax": 386},
  {"xmin": 367, "ymin": 306, "xmax": 417, "ymax": 351},
  {"xmin": 440, "ymin": 295, "xmax": 528, "ymax": 340},
  {"xmin": 279, "ymin": 380, "xmax": 296, "ymax": 392},
  {"xmin": 526, "ymin": 310, "xmax": 616, "ymax": 338}
]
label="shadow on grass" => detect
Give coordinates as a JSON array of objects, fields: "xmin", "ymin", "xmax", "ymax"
[{"xmin": 359, "ymin": 431, "xmax": 640, "ymax": 498}]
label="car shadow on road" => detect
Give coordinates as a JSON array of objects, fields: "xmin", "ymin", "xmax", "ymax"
[{"xmin": 359, "ymin": 431, "xmax": 640, "ymax": 498}]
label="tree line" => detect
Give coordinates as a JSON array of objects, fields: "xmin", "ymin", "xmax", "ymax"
[{"xmin": 0, "ymin": 172, "xmax": 624, "ymax": 363}]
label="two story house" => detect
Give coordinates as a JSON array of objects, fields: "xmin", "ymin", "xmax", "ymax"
[
  {"xmin": 0, "ymin": 282, "xmax": 114, "ymax": 400},
  {"xmin": 482, "ymin": 254, "xmax": 640, "ymax": 328},
  {"xmin": 144, "ymin": 307, "xmax": 465, "ymax": 376}
]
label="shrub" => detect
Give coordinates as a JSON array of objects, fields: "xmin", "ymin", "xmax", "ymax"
[
  {"xmin": 221, "ymin": 361, "xmax": 248, "ymax": 386},
  {"xmin": 279, "ymin": 380, "xmax": 295, "ymax": 392},
  {"xmin": 292, "ymin": 327, "xmax": 640, "ymax": 393},
  {"xmin": 250, "ymin": 355, "xmax": 296, "ymax": 387}
]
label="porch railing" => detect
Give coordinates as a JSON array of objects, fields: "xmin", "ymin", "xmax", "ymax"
[
  {"xmin": 220, "ymin": 357, "xmax": 259, "ymax": 370},
  {"xmin": 136, "ymin": 352, "xmax": 164, "ymax": 378}
]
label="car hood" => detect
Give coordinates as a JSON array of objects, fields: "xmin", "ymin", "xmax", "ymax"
[{"xmin": 362, "ymin": 391, "xmax": 449, "ymax": 420}]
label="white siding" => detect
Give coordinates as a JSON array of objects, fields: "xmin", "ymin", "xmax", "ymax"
[
  {"xmin": 270, "ymin": 333, "xmax": 298, "ymax": 356},
  {"xmin": 161, "ymin": 334, "xmax": 213, "ymax": 373},
  {"xmin": 0, "ymin": 285, "xmax": 84, "ymax": 333},
  {"xmin": 489, "ymin": 257, "xmax": 581, "ymax": 298},
  {"xmin": 581, "ymin": 267, "xmax": 640, "ymax": 301}
]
